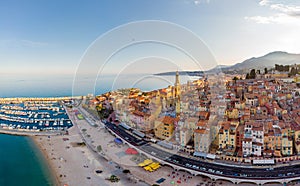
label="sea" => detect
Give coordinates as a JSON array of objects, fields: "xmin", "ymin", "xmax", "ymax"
[
  {"xmin": 0, "ymin": 73, "xmax": 198, "ymax": 185},
  {"xmin": 0, "ymin": 73, "xmax": 198, "ymax": 97},
  {"xmin": 0, "ymin": 134, "xmax": 54, "ymax": 186}
]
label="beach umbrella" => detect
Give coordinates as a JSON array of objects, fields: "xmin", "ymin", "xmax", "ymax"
[
  {"xmin": 114, "ymin": 138, "xmax": 123, "ymax": 144},
  {"xmin": 125, "ymin": 148, "xmax": 138, "ymax": 155}
]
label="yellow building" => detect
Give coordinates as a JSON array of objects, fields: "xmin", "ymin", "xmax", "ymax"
[
  {"xmin": 263, "ymin": 123, "xmax": 275, "ymax": 154},
  {"xmin": 281, "ymin": 136, "xmax": 293, "ymax": 156},
  {"xmin": 218, "ymin": 121, "xmax": 238, "ymax": 153},
  {"xmin": 225, "ymin": 108, "xmax": 239, "ymax": 119},
  {"xmin": 235, "ymin": 102, "xmax": 245, "ymax": 110},
  {"xmin": 281, "ymin": 127, "xmax": 293, "ymax": 156},
  {"xmin": 159, "ymin": 87, "xmax": 173, "ymax": 99},
  {"xmin": 154, "ymin": 116, "xmax": 178, "ymax": 140},
  {"xmin": 273, "ymin": 127, "xmax": 282, "ymax": 151},
  {"xmin": 271, "ymin": 73, "xmax": 289, "ymax": 78},
  {"xmin": 294, "ymin": 76, "xmax": 300, "ymax": 83},
  {"xmin": 294, "ymin": 130, "xmax": 300, "ymax": 155}
]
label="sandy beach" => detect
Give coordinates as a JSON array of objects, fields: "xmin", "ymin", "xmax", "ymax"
[
  {"xmin": 30, "ymin": 106, "xmax": 148, "ymax": 186},
  {"xmin": 32, "ymin": 127, "xmax": 107, "ymax": 186}
]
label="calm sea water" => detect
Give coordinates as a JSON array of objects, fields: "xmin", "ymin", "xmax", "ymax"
[
  {"xmin": 0, "ymin": 134, "xmax": 54, "ymax": 186},
  {"xmin": 0, "ymin": 74, "xmax": 196, "ymax": 97}
]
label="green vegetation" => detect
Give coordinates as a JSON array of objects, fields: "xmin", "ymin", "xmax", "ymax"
[
  {"xmin": 232, "ymin": 76, "xmax": 239, "ymax": 81},
  {"xmin": 97, "ymin": 145, "xmax": 102, "ymax": 152},
  {"xmin": 106, "ymin": 175, "xmax": 120, "ymax": 182},
  {"xmin": 264, "ymin": 67, "xmax": 268, "ymax": 74},
  {"xmin": 289, "ymin": 67, "xmax": 298, "ymax": 76},
  {"xmin": 275, "ymin": 64, "xmax": 290, "ymax": 72},
  {"xmin": 81, "ymin": 128, "xmax": 87, "ymax": 132},
  {"xmin": 97, "ymin": 104, "xmax": 113, "ymax": 120},
  {"xmin": 77, "ymin": 114, "xmax": 84, "ymax": 120},
  {"xmin": 274, "ymin": 64, "xmax": 299, "ymax": 76},
  {"xmin": 246, "ymin": 69, "xmax": 256, "ymax": 79}
]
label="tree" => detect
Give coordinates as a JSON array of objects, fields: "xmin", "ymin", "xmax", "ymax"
[
  {"xmin": 250, "ymin": 69, "xmax": 256, "ymax": 79},
  {"xmin": 284, "ymin": 65, "xmax": 290, "ymax": 72},
  {"xmin": 290, "ymin": 67, "xmax": 297, "ymax": 76},
  {"xmin": 246, "ymin": 73, "xmax": 250, "ymax": 79},
  {"xmin": 264, "ymin": 67, "xmax": 268, "ymax": 74},
  {"xmin": 97, "ymin": 145, "xmax": 102, "ymax": 152},
  {"xmin": 232, "ymin": 76, "xmax": 239, "ymax": 81},
  {"xmin": 108, "ymin": 175, "xmax": 120, "ymax": 182}
]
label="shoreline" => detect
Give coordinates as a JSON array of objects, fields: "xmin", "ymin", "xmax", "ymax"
[
  {"xmin": 0, "ymin": 128, "xmax": 62, "ymax": 136},
  {"xmin": 26, "ymin": 126, "xmax": 118, "ymax": 186},
  {"xmin": 30, "ymin": 136, "xmax": 62, "ymax": 186},
  {"xmin": 0, "ymin": 96, "xmax": 81, "ymax": 100}
]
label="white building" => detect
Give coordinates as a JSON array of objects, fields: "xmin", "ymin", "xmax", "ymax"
[{"xmin": 180, "ymin": 127, "xmax": 192, "ymax": 147}]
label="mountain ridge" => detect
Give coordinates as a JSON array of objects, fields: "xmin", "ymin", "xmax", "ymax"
[
  {"xmin": 213, "ymin": 51, "xmax": 300, "ymax": 72},
  {"xmin": 154, "ymin": 51, "xmax": 300, "ymax": 76}
]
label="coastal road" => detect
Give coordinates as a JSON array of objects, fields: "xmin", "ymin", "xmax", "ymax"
[{"xmin": 104, "ymin": 121, "xmax": 300, "ymax": 181}]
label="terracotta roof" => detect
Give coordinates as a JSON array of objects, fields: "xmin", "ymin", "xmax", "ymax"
[
  {"xmin": 194, "ymin": 129, "xmax": 207, "ymax": 134},
  {"xmin": 197, "ymin": 121, "xmax": 208, "ymax": 127},
  {"xmin": 186, "ymin": 117, "xmax": 198, "ymax": 123},
  {"xmin": 253, "ymin": 142, "xmax": 263, "ymax": 146},
  {"xmin": 252, "ymin": 127, "xmax": 263, "ymax": 131},
  {"xmin": 132, "ymin": 110, "xmax": 150, "ymax": 117},
  {"xmin": 243, "ymin": 138, "xmax": 252, "ymax": 142},
  {"xmin": 162, "ymin": 116, "xmax": 177, "ymax": 125},
  {"xmin": 264, "ymin": 149, "xmax": 274, "ymax": 154}
]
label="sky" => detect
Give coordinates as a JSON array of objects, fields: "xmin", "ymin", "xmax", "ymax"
[{"xmin": 0, "ymin": 0, "xmax": 300, "ymax": 76}]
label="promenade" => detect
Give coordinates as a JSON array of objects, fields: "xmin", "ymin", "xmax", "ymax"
[{"xmin": 75, "ymin": 102, "xmax": 286, "ymax": 186}]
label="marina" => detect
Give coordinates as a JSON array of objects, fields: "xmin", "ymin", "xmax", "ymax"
[{"xmin": 0, "ymin": 99, "xmax": 73, "ymax": 131}]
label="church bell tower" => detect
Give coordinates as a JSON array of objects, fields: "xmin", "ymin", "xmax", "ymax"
[{"xmin": 174, "ymin": 71, "xmax": 181, "ymax": 116}]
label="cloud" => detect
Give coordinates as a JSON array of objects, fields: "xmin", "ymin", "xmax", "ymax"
[
  {"xmin": 245, "ymin": 13, "xmax": 297, "ymax": 24},
  {"xmin": 20, "ymin": 40, "xmax": 48, "ymax": 47},
  {"xmin": 0, "ymin": 39, "xmax": 48, "ymax": 48},
  {"xmin": 193, "ymin": 0, "xmax": 211, "ymax": 6},
  {"xmin": 246, "ymin": 0, "xmax": 300, "ymax": 24},
  {"xmin": 269, "ymin": 3, "xmax": 300, "ymax": 17},
  {"xmin": 194, "ymin": 0, "xmax": 200, "ymax": 5},
  {"xmin": 245, "ymin": 15, "xmax": 276, "ymax": 24},
  {"xmin": 259, "ymin": 0, "xmax": 270, "ymax": 6}
]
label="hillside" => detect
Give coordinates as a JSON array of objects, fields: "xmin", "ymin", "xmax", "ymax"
[{"xmin": 216, "ymin": 51, "xmax": 300, "ymax": 72}]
